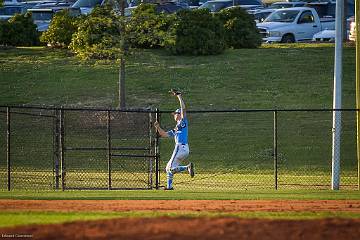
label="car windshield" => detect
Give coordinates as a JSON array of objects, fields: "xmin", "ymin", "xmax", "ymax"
[
  {"xmin": 270, "ymin": 3, "xmax": 291, "ymax": 9},
  {"xmin": 31, "ymin": 11, "xmax": 54, "ymax": 21},
  {"xmin": 253, "ymin": 11, "xmax": 272, "ymax": 22},
  {"xmin": 0, "ymin": 7, "xmax": 22, "ymax": 15},
  {"xmin": 199, "ymin": 1, "xmax": 232, "ymax": 12},
  {"xmin": 72, "ymin": 0, "xmax": 102, "ymax": 8},
  {"xmin": 264, "ymin": 10, "xmax": 299, "ymax": 22},
  {"xmin": 236, "ymin": 0, "xmax": 261, "ymax": 5},
  {"xmin": 124, "ymin": 7, "xmax": 136, "ymax": 17}
]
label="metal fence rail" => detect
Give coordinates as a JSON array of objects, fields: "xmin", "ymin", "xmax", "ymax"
[{"xmin": 0, "ymin": 106, "xmax": 358, "ymax": 191}]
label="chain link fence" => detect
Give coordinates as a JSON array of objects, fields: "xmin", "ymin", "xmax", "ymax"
[
  {"xmin": 0, "ymin": 106, "xmax": 358, "ymax": 191},
  {"xmin": 0, "ymin": 107, "xmax": 6, "ymax": 190},
  {"xmin": 158, "ymin": 109, "xmax": 359, "ymax": 191},
  {"xmin": 0, "ymin": 106, "xmax": 156, "ymax": 191}
]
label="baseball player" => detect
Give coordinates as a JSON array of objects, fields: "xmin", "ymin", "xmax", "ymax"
[{"xmin": 154, "ymin": 89, "xmax": 194, "ymax": 190}]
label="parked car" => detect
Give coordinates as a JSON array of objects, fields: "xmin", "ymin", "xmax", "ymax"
[
  {"xmin": 124, "ymin": 5, "xmax": 137, "ymax": 17},
  {"xmin": 3, "ymin": 0, "xmax": 22, "ymax": 5},
  {"xmin": 312, "ymin": 29, "xmax": 334, "ymax": 42},
  {"xmin": 223, "ymin": 4, "xmax": 263, "ymax": 14},
  {"xmin": 27, "ymin": 8, "xmax": 54, "ymax": 31},
  {"xmin": 28, "ymin": 5, "xmax": 79, "ymax": 31},
  {"xmin": 250, "ymin": 8, "xmax": 275, "ymax": 23},
  {"xmin": 154, "ymin": 2, "xmax": 189, "ymax": 13},
  {"xmin": 198, "ymin": 0, "xmax": 263, "ymax": 12},
  {"xmin": 0, "ymin": 5, "xmax": 27, "ymax": 20},
  {"xmin": 71, "ymin": 0, "xmax": 105, "ymax": 15},
  {"xmin": 198, "ymin": 0, "xmax": 232, "ymax": 12},
  {"xmin": 257, "ymin": 7, "xmax": 335, "ymax": 43},
  {"xmin": 306, "ymin": 1, "xmax": 354, "ymax": 18},
  {"xmin": 348, "ymin": 16, "xmax": 355, "ymax": 42},
  {"xmin": 312, "ymin": 17, "xmax": 353, "ymax": 42},
  {"xmin": 32, "ymin": 0, "xmax": 75, "ymax": 9},
  {"xmin": 268, "ymin": 1, "xmax": 306, "ymax": 9}
]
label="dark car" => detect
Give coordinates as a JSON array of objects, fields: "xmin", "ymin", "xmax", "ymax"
[
  {"xmin": 268, "ymin": 1, "xmax": 306, "ymax": 9},
  {"xmin": 306, "ymin": 1, "xmax": 354, "ymax": 18},
  {"xmin": 0, "ymin": 5, "xmax": 27, "ymax": 21},
  {"xmin": 155, "ymin": 2, "xmax": 188, "ymax": 13},
  {"xmin": 251, "ymin": 8, "xmax": 275, "ymax": 23},
  {"xmin": 199, "ymin": 0, "xmax": 263, "ymax": 12}
]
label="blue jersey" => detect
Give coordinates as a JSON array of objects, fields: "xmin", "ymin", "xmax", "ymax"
[{"xmin": 167, "ymin": 118, "xmax": 188, "ymax": 144}]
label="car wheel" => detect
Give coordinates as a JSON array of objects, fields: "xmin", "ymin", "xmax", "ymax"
[{"xmin": 281, "ymin": 34, "xmax": 295, "ymax": 43}]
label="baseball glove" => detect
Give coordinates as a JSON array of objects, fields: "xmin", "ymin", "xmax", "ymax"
[{"xmin": 169, "ymin": 89, "xmax": 182, "ymax": 95}]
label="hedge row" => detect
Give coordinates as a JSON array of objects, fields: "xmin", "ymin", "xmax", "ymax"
[{"xmin": 0, "ymin": 4, "xmax": 262, "ymax": 57}]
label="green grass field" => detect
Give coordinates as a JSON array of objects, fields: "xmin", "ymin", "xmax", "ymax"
[
  {"xmin": 0, "ymin": 44, "xmax": 356, "ymax": 109},
  {"xmin": 0, "ymin": 44, "xmax": 358, "ymax": 191},
  {"xmin": 1, "ymin": 210, "xmax": 360, "ymax": 228},
  {"xmin": 0, "ymin": 42, "xmax": 359, "ymax": 236}
]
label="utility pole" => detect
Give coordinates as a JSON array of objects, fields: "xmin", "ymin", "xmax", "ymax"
[{"xmin": 355, "ymin": 0, "xmax": 360, "ymax": 190}]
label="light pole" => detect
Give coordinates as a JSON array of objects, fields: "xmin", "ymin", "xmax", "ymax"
[
  {"xmin": 355, "ymin": 0, "xmax": 360, "ymax": 190},
  {"xmin": 331, "ymin": 0, "xmax": 344, "ymax": 190},
  {"xmin": 118, "ymin": 0, "xmax": 126, "ymax": 110}
]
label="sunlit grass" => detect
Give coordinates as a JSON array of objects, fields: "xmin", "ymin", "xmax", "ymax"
[{"xmin": 1, "ymin": 210, "xmax": 360, "ymax": 228}]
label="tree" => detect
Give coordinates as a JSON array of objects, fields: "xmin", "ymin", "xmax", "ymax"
[
  {"xmin": 69, "ymin": 5, "xmax": 123, "ymax": 59},
  {"xmin": 166, "ymin": 9, "xmax": 226, "ymax": 55},
  {"xmin": 40, "ymin": 9, "xmax": 80, "ymax": 48},
  {"xmin": 217, "ymin": 6, "xmax": 262, "ymax": 49}
]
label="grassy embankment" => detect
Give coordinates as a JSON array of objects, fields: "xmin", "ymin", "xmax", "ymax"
[{"xmin": 0, "ymin": 44, "xmax": 357, "ymax": 191}]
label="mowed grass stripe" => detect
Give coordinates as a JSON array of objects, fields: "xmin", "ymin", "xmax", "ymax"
[
  {"xmin": 1, "ymin": 211, "xmax": 360, "ymax": 228},
  {"xmin": 1, "ymin": 190, "xmax": 360, "ymax": 200}
]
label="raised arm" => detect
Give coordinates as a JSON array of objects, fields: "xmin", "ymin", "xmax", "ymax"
[
  {"xmin": 170, "ymin": 89, "xmax": 186, "ymax": 119},
  {"xmin": 177, "ymin": 94, "xmax": 186, "ymax": 119}
]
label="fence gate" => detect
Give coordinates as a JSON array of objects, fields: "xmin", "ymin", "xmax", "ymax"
[
  {"xmin": 62, "ymin": 109, "xmax": 156, "ymax": 190},
  {"xmin": 0, "ymin": 107, "xmax": 57, "ymax": 191}
]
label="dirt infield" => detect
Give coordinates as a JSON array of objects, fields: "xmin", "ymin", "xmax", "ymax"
[
  {"xmin": 1, "ymin": 200, "xmax": 360, "ymax": 240},
  {"xmin": 2, "ymin": 217, "xmax": 360, "ymax": 240}
]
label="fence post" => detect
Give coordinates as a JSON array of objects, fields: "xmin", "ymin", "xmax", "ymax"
[
  {"xmin": 273, "ymin": 110, "xmax": 278, "ymax": 190},
  {"xmin": 107, "ymin": 110, "xmax": 112, "ymax": 190},
  {"xmin": 60, "ymin": 108, "xmax": 66, "ymax": 191},
  {"xmin": 54, "ymin": 110, "xmax": 60, "ymax": 190},
  {"xmin": 149, "ymin": 111, "xmax": 154, "ymax": 189},
  {"xmin": 6, "ymin": 107, "xmax": 11, "ymax": 191},
  {"xmin": 155, "ymin": 108, "xmax": 160, "ymax": 189}
]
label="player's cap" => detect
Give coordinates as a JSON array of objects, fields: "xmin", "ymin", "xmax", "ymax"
[{"xmin": 172, "ymin": 109, "xmax": 181, "ymax": 115}]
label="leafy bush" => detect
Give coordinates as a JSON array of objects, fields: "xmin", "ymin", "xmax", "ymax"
[
  {"xmin": 69, "ymin": 5, "xmax": 124, "ymax": 60},
  {"xmin": 40, "ymin": 9, "xmax": 80, "ymax": 48},
  {"xmin": 166, "ymin": 9, "xmax": 226, "ymax": 55},
  {"xmin": 127, "ymin": 3, "xmax": 175, "ymax": 49},
  {"xmin": 0, "ymin": 13, "xmax": 39, "ymax": 46},
  {"xmin": 217, "ymin": 6, "xmax": 261, "ymax": 48}
]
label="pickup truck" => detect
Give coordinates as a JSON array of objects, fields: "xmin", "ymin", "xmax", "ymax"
[{"xmin": 256, "ymin": 7, "xmax": 335, "ymax": 43}]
